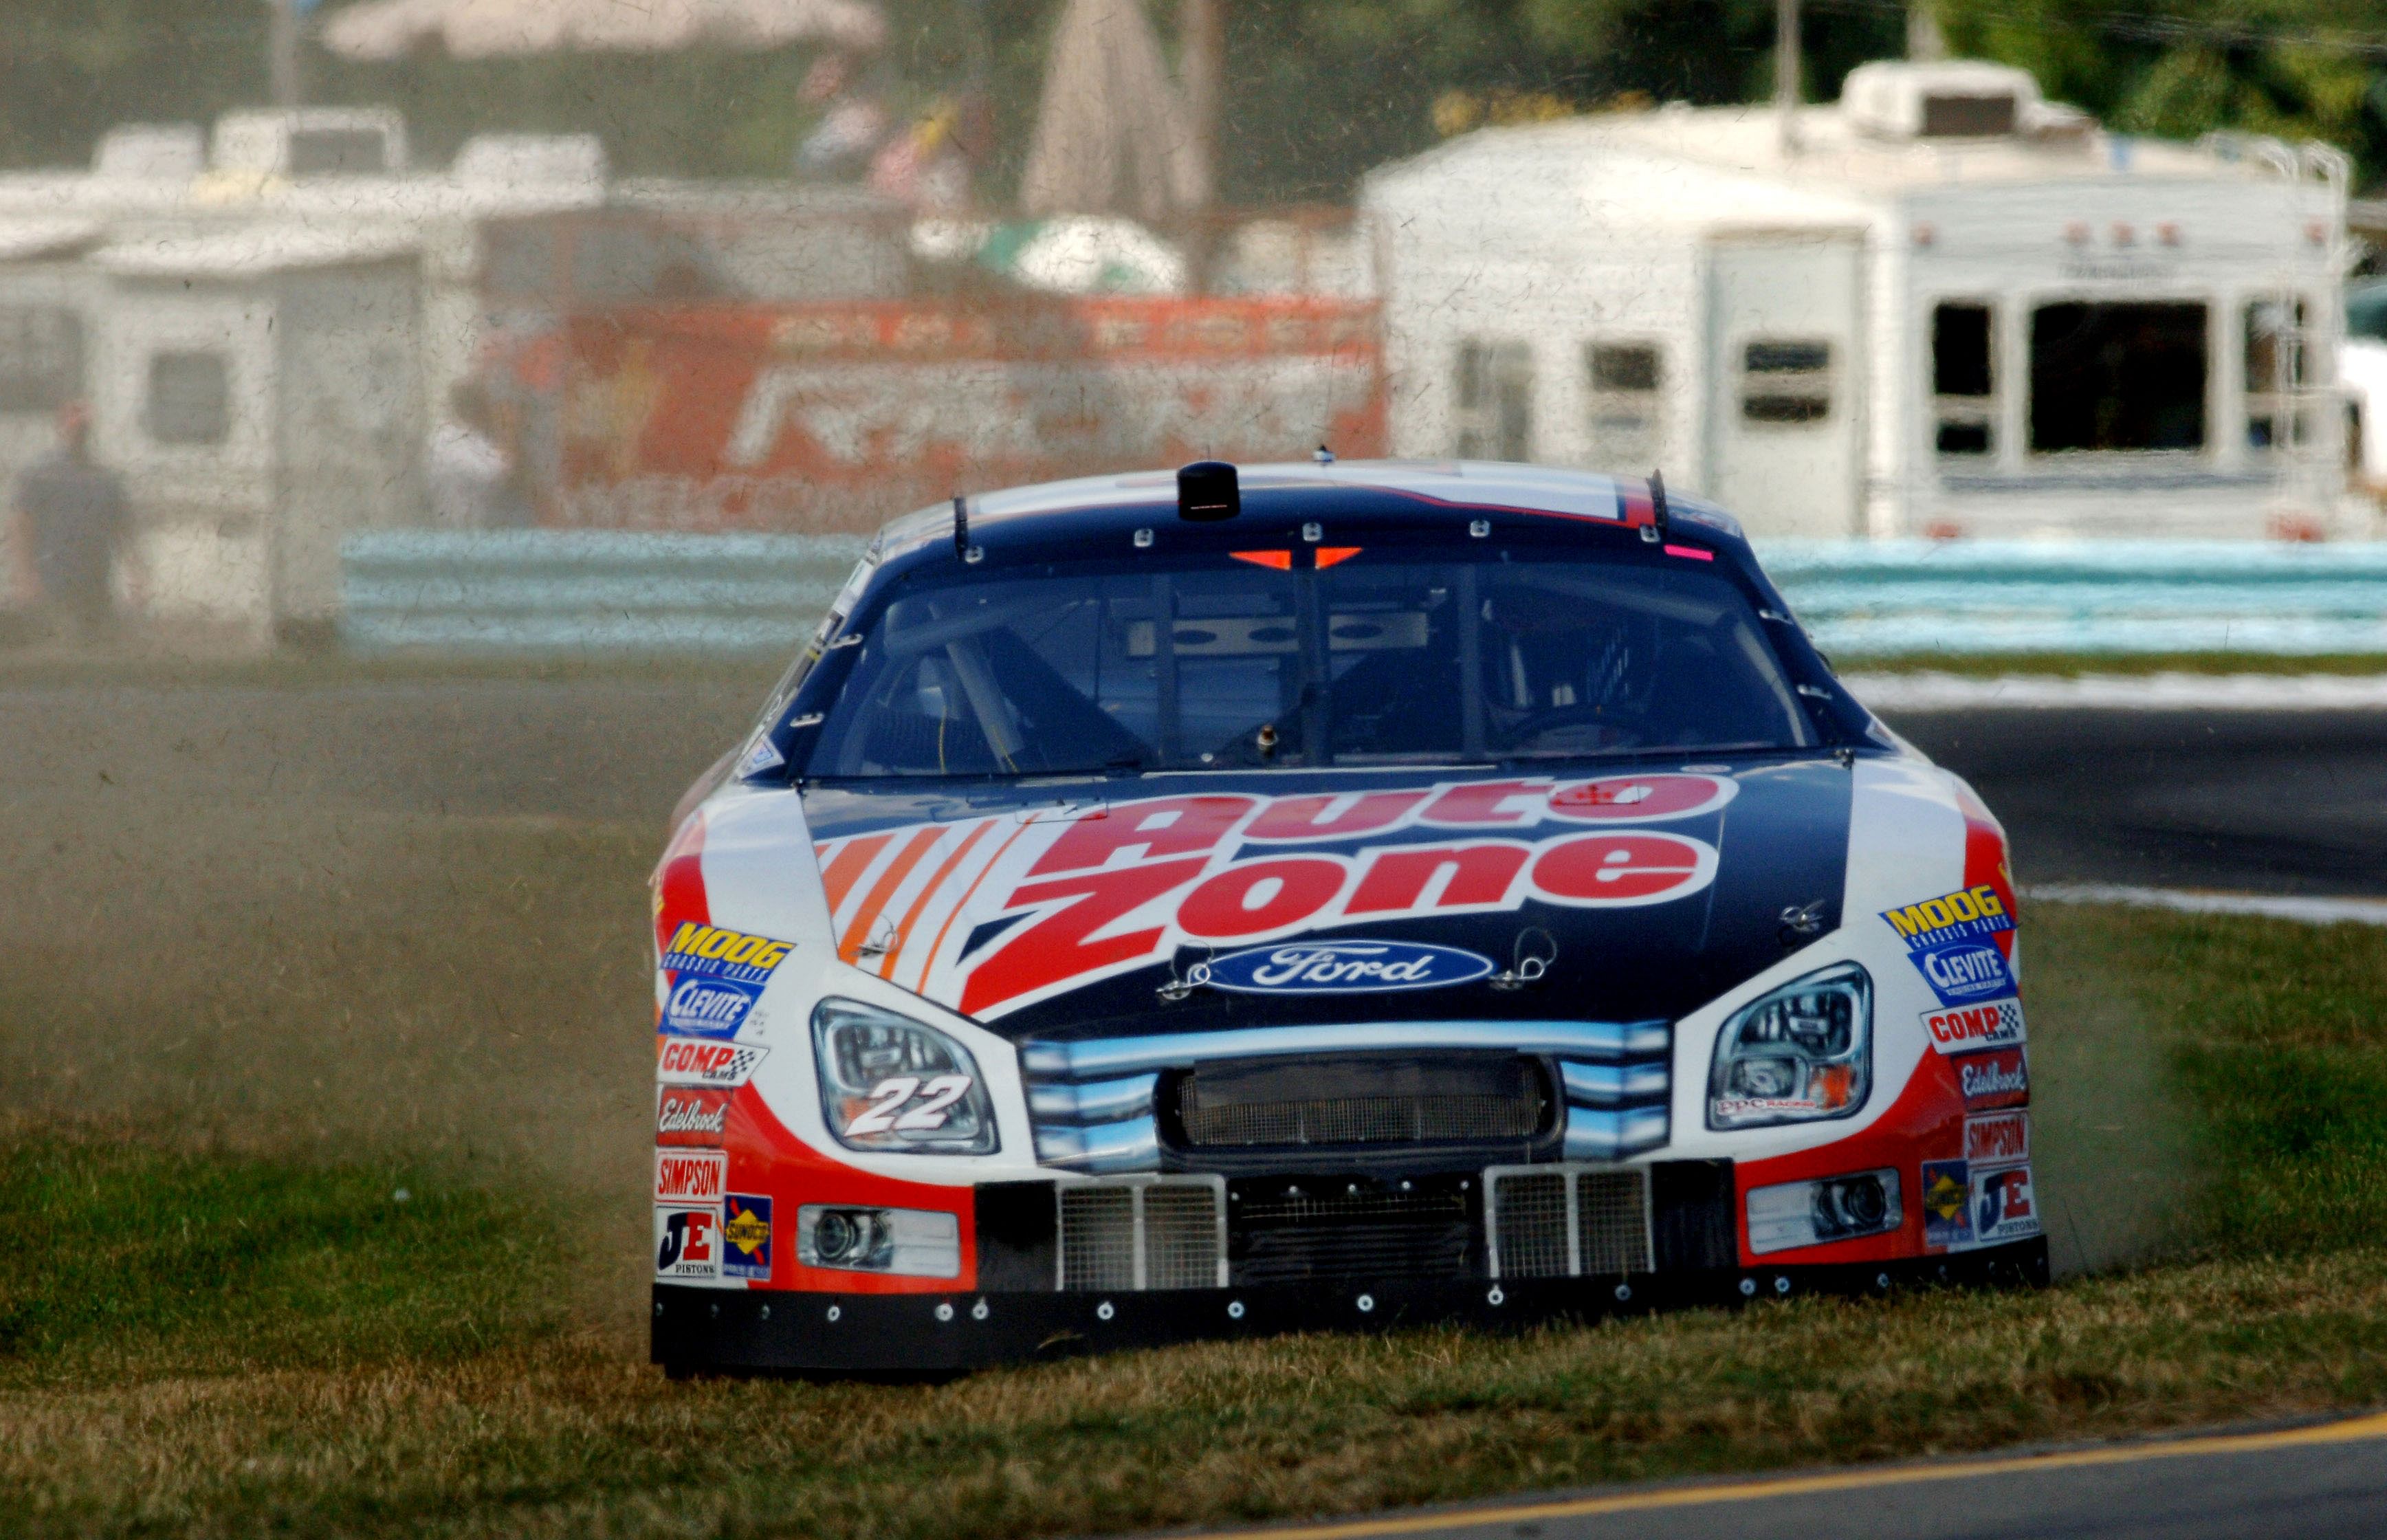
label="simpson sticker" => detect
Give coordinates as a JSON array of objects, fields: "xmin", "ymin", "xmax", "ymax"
[
  {"xmin": 657, "ymin": 1086, "xmax": 734, "ymax": 1147},
  {"xmin": 1952, "ymin": 1046, "xmax": 2030, "ymax": 1112},
  {"xmin": 1921, "ymin": 996, "xmax": 2027, "ymax": 1054},
  {"xmin": 1921, "ymin": 1158, "xmax": 1972, "ymax": 1251},
  {"xmin": 657, "ymin": 1039, "xmax": 767, "ymax": 1088},
  {"xmin": 654, "ymin": 1148, "xmax": 728, "ymax": 1204},
  {"xmin": 1197, "ymin": 940, "xmax": 1495, "ymax": 994},
  {"xmin": 659, "ymin": 975, "xmax": 765, "ymax": 1040},
  {"xmin": 813, "ymin": 787, "xmax": 1731, "ymax": 1020},
  {"xmin": 1964, "ymin": 1110, "xmax": 2030, "ymax": 1165},
  {"xmin": 1880, "ymin": 885, "xmax": 2014, "ymax": 952},
  {"xmin": 654, "ymin": 1206, "xmax": 721, "ymax": 1280},
  {"xmin": 1908, "ymin": 940, "xmax": 2017, "ymax": 1009},
  {"xmin": 1970, "ymin": 1163, "xmax": 2040, "ymax": 1244},
  {"xmin": 661, "ymin": 923, "xmax": 795, "ymax": 985},
  {"xmin": 722, "ymin": 1194, "xmax": 773, "ymax": 1280}
]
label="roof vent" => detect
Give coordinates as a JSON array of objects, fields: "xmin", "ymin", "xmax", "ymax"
[
  {"xmin": 93, "ymin": 124, "xmax": 204, "ymax": 180},
  {"xmin": 1178, "ymin": 460, "xmax": 1240, "ymax": 521},
  {"xmin": 1840, "ymin": 60, "xmax": 2047, "ymax": 141}
]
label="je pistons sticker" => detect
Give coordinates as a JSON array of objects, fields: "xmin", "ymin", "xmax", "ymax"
[
  {"xmin": 1196, "ymin": 940, "xmax": 1495, "ymax": 994},
  {"xmin": 654, "ymin": 1206, "xmax": 720, "ymax": 1280},
  {"xmin": 1970, "ymin": 1163, "xmax": 2040, "ymax": 1244}
]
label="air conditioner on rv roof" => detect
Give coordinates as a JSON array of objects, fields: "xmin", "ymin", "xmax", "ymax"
[
  {"xmin": 1840, "ymin": 60, "xmax": 2047, "ymax": 140},
  {"xmin": 210, "ymin": 109, "xmax": 408, "ymax": 177}
]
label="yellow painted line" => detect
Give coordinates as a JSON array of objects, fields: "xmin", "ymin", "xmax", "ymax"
[{"xmin": 1202, "ymin": 1411, "xmax": 2387, "ymax": 1540}]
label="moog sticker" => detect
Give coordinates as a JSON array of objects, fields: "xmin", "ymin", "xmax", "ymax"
[
  {"xmin": 811, "ymin": 777, "xmax": 1733, "ymax": 1020},
  {"xmin": 657, "ymin": 923, "xmax": 795, "ymax": 1039},
  {"xmin": 1882, "ymin": 886, "xmax": 2017, "ymax": 1007}
]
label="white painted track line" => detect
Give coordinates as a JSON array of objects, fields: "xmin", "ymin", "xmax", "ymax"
[
  {"xmin": 1845, "ymin": 672, "xmax": 2387, "ymax": 712},
  {"xmin": 2025, "ymin": 885, "xmax": 2387, "ymax": 927}
]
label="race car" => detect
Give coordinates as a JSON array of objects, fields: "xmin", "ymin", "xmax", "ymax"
[{"xmin": 649, "ymin": 459, "xmax": 2044, "ymax": 1376}]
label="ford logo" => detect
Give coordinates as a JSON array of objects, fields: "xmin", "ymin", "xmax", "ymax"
[
  {"xmin": 1196, "ymin": 940, "xmax": 1496, "ymax": 994},
  {"xmin": 662, "ymin": 976, "xmax": 762, "ymax": 1039}
]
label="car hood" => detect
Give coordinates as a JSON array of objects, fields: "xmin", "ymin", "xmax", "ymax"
[{"xmin": 793, "ymin": 759, "xmax": 1852, "ymax": 1043}]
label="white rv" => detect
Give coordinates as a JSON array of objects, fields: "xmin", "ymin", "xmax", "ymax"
[{"xmin": 1363, "ymin": 60, "xmax": 2352, "ymax": 540}]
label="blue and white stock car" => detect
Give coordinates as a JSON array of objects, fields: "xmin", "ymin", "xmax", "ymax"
[{"xmin": 648, "ymin": 460, "xmax": 2043, "ymax": 1374}]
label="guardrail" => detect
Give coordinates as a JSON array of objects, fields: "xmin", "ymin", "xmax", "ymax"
[
  {"xmin": 341, "ymin": 532, "xmax": 2387, "ymax": 658},
  {"xmin": 340, "ymin": 530, "xmax": 868, "ymax": 653}
]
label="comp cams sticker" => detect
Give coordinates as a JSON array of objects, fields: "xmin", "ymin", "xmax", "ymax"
[
  {"xmin": 657, "ymin": 1039, "xmax": 767, "ymax": 1088},
  {"xmin": 1880, "ymin": 885, "xmax": 2016, "ymax": 1007},
  {"xmin": 1920, "ymin": 996, "xmax": 2026, "ymax": 1055}
]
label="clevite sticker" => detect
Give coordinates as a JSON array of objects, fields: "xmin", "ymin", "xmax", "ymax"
[
  {"xmin": 654, "ymin": 1148, "xmax": 728, "ymax": 1204},
  {"xmin": 657, "ymin": 1039, "xmax": 767, "ymax": 1088},
  {"xmin": 1952, "ymin": 1046, "xmax": 2030, "ymax": 1111},
  {"xmin": 657, "ymin": 1086, "xmax": 734, "ymax": 1147},
  {"xmin": 654, "ymin": 1206, "xmax": 721, "ymax": 1280},
  {"xmin": 1964, "ymin": 1110, "xmax": 2030, "ymax": 1165},
  {"xmin": 1882, "ymin": 886, "xmax": 2017, "ymax": 1007},
  {"xmin": 1921, "ymin": 1158, "xmax": 1972, "ymax": 1250},
  {"xmin": 1197, "ymin": 940, "xmax": 1494, "ymax": 994},
  {"xmin": 1921, "ymin": 996, "xmax": 2027, "ymax": 1055},
  {"xmin": 810, "ymin": 782, "xmax": 1735, "ymax": 1020},
  {"xmin": 657, "ymin": 923, "xmax": 795, "ymax": 1040},
  {"xmin": 722, "ymin": 1194, "xmax": 773, "ymax": 1280},
  {"xmin": 1970, "ymin": 1163, "xmax": 2040, "ymax": 1244}
]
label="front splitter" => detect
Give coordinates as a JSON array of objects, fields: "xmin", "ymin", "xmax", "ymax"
[{"xmin": 651, "ymin": 1238, "xmax": 2049, "ymax": 1375}]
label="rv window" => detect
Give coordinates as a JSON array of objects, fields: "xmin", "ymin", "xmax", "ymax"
[
  {"xmin": 1932, "ymin": 302, "xmax": 1995, "ymax": 456},
  {"xmin": 1585, "ymin": 341, "xmax": 1662, "ymax": 466},
  {"xmin": 0, "ymin": 306, "xmax": 82, "ymax": 414},
  {"xmin": 1741, "ymin": 338, "xmax": 1832, "ymax": 425},
  {"xmin": 1454, "ymin": 340, "xmax": 1533, "ymax": 460},
  {"xmin": 287, "ymin": 129, "xmax": 390, "ymax": 175},
  {"xmin": 2029, "ymin": 302, "xmax": 2206, "ymax": 453},
  {"xmin": 2244, "ymin": 296, "xmax": 2311, "ymax": 452},
  {"xmin": 146, "ymin": 352, "xmax": 230, "ymax": 446},
  {"xmin": 1920, "ymin": 93, "xmax": 2017, "ymax": 138}
]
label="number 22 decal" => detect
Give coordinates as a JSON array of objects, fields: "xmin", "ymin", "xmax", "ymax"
[{"xmin": 844, "ymin": 1075, "xmax": 974, "ymax": 1136}]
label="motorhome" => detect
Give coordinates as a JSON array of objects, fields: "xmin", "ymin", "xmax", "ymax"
[{"xmin": 1363, "ymin": 60, "xmax": 2353, "ymax": 540}]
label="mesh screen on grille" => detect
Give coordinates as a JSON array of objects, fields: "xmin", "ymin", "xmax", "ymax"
[
  {"xmin": 1060, "ymin": 1185, "xmax": 1136, "ymax": 1291},
  {"xmin": 1230, "ymin": 1180, "xmax": 1473, "ymax": 1286},
  {"xmin": 1578, "ymin": 1169, "xmax": 1652, "ymax": 1274},
  {"xmin": 1493, "ymin": 1171, "xmax": 1571, "ymax": 1278},
  {"xmin": 1177, "ymin": 1056, "xmax": 1547, "ymax": 1149},
  {"xmin": 1142, "ymin": 1184, "xmax": 1222, "ymax": 1289}
]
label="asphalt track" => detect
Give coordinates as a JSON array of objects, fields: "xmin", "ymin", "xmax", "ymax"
[{"xmin": 1188, "ymin": 1412, "xmax": 2387, "ymax": 1540}]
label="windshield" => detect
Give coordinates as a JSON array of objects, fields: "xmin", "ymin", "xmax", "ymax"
[{"xmin": 803, "ymin": 545, "xmax": 1815, "ymax": 777}]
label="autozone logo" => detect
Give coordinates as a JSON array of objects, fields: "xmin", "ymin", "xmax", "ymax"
[
  {"xmin": 812, "ymin": 777, "xmax": 1735, "ymax": 1018},
  {"xmin": 654, "ymin": 1150, "xmax": 727, "ymax": 1203},
  {"xmin": 657, "ymin": 1039, "xmax": 767, "ymax": 1088},
  {"xmin": 1922, "ymin": 997, "xmax": 2026, "ymax": 1054}
]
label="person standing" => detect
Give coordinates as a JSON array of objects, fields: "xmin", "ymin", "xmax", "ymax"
[{"xmin": 13, "ymin": 401, "xmax": 129, "ymax": 643}]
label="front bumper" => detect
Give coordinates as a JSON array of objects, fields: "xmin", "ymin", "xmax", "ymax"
[{"xmin": 652, "ymin": 1236, "xmax": 2049, "ymax": 1375}]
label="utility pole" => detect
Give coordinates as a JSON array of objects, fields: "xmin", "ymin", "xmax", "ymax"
[
  {"xmin": 270, "ymin": 0, "xmax": 301, "ymax": 107},
  {"xmin": 1180, "ymin": 0, "xmax": 1222, "ymax": 210},
  {"xmin": 1774, "ymin": 0, "xmax": 1799, "ymax": 155}
]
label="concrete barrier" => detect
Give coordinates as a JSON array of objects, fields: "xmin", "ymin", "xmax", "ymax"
[{"xmin": 341, "ymin": 532, "xmax": 2387, "ymax": 658}]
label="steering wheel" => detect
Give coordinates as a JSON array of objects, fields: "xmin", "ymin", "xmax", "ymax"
[{"xmin": 1495, "ymin": 703, "xmax": 1641, "ymax": 751}]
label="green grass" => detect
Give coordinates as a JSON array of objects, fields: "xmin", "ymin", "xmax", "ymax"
[{"xmin": 5, "ymin": 902, "xmax": 2387, "ymax": 1536}]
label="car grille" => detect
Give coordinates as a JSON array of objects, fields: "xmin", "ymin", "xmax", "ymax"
[
  {"xmin": 1058, "ymin": 1177, "xmax": 1225, "ymax": 1290},
  {"xmin": 1175, "ymin": 1054, "xmax": 1550, "ymax": 1150},
  {"xmin": 1486, "ymin": 1165, "xmax": 1653, "ymax": 1277},
  {"xmin": 1228, "ymin": 1175, "xmax": 1475, "ymax": 1286}
]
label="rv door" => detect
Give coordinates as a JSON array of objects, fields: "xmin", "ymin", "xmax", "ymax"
[{"xmin": 1704, "ymin": 230, "xmax": 1866, "ymax": 537}]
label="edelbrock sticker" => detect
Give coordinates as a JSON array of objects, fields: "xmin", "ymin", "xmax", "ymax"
[
  {"xmin": 657, "ymin": 1039, "xmax": 767, "ymax": 1088},
  {"xmin": 1921, "ymin": 996, "xmax": 2026, "ymax": 1055},
  {"xmin": 654, "ymin": 1206, "xmax": 721, "ymax": 1280},
  {"xmin": 1970, "ymin": 1163, "xmax": 2040, "ymax": 1244},
  {"xmin": 722, "ymin": 1194, "xmax": 773, "ymax": 1281},
  {"xmin": 1952, "ymin": 1046, "xmax": 2029, "ymax": 1111},
  {"xmin": 654, "ymin": 1148, "xmax": 727, "ymax": 1204},
  {"xmin": 657, "ymin": 1086, "xmax": 733, "ymax": 1147},
  {"xmin": 1921, "ymin": 1158, "xmax": 1972, "ymax": 1251},
  {"xmin": 1196, "ymin": 939, "xmax": 1495, "ymax": 994}
]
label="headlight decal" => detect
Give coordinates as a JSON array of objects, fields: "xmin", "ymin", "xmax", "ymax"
[
  {"xmin": 811, "ymin": 997, "xmax": 1000, "ymax": 1154},
  {"xmin": 1706, "ymin": 962, "xmax": 1872, "ymax": 1130}
]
